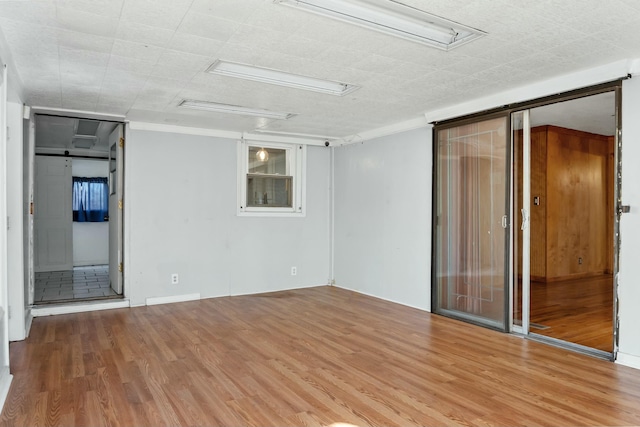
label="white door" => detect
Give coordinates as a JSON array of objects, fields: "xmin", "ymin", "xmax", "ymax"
[
  {"xmin": 34, "ymin": 156, "xmax": 73, "ymax": 272},
  {"xmin": 108, "ymin": 125, "xmax": 124, "ymax": 295}
]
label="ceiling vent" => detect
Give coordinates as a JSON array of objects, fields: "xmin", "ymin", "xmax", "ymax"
[
  {"xmin": 72, "ymin": 136, "xmax": 97, "ymax": 149},
  {"xmin": 75, "ymin": 119, "xmax": 100, "ymax": 136}
]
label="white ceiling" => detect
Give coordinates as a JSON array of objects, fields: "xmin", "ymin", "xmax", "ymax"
[
  {"xmin": 530, "ymin": 91, "xmax": 616, "ymax": 136},
  {"xmin": 35, "ymin": 115, "xmax": 119, "ymax": 153},
  {"xmin": 1, "ymin": 0, "xmax": 639, "ymax": 140}
]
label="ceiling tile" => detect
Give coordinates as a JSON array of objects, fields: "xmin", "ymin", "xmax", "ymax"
[
  {"xmin": 166, "ymin": 33, "xmax": 225, "ymax": 57},
  {"xmin": 26, "ymin": 91, "xmax": 63, "ymax": 108},
  {"xmin": 115, "ymin": 21, "xmax": 175, "ymax": 48},
  {"xmin": 226, "ymin": 24, "xmax": 291, "ymax": 52},
  {"xmin": 137, "ymin": 77, "xmax": 185, "ymax": 101},
  {"xmin": 106, "ymin": 55, "xmax": 156, "ymax": 75},
  {"xmin": 120, "ymin": 0, "xmax": 192, "ymax": 30},
  {"xmin": 98, "ymin": 91, "xmax": 138, "ymax": 107},
  {"xmin": 0, "ymin": 1, "xmax": 56, "ymax": 26},
  {"xmin": 61, "ymin": 85, "xmax": 100, "ymax": 105},
  {"xmin": 111, "ymin": 39, "xmax": 165, "ymax": 62},
  {"xmin": 0, "ymin": 20, "xmax": 58, "ymax": 52},
  {"xmin": 59, "ymin": 62, "xmax": 105, "ymax": 87},
  {"xmin": 2, "ymin": 0, "xmax": 638, "ymax": 139},
  {"xmin": 101, "ymin": 69, "xmax": 148, "ymax": 92},
  {"xmin": 189, "ymin": 0, "xmax": 261, "ymax": 23},
  {"xmin": 155, "ymin": 50, "xmax": 212, "ymax": 71},
  {"xmin": 18, "ymin": 64, "xmax": 61, "ymax": 86},
  {"xmin": 244, "ymin": 3, "xmax": 313, "ymax": 33},
  {"xmin": 54, "ymin": 7, "xmax": 118, "ymax": 38},
  {"xmin": 59, "ymin": 47, "xmax": 110, "ymax": 68},
  {"xmin": 269, "ymin": 35, "xmax": 332, "ymax": 60},
  {"xmin": 57, "ymin": 28, "xmax": 114, "ymax": 53},
  {"xmin": 176, "ymin": 11, "xmax": 241, "ymax": 42},
  {"xmin": 150, "ymin": 64, "xmax": 200, "ymax": 82},
  {"xmin": 55, "ymin": 0, "xmax": 125, "ymax": 19}
]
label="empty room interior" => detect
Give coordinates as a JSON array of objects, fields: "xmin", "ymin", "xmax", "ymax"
[{"xmin": 2, "ymin": 0, "xmax": 640, "ymax": 426}]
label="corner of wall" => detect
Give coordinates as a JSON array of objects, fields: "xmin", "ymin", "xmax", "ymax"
[{"xmin": 0, "ymin": 367, "xmax": 13, "ymax": 414}]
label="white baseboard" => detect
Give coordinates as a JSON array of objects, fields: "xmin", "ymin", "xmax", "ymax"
[
  {"xmin": 616, "ymin": 352, "xmax": 640, "ymax": 370},
  {"xmin": 146, "ymin": 293, "xmax": 200, "ymax": 306},
  {"xmin": 0, "ymin": 366, "xmax": 13, "ymax": 414},
  {"xmin": 333, "ymin": 284, "xmax": 432, "ymax": 312},
  {"xmin": 32, "ymin": 299, "xmax": 130, "ymax": 317}
]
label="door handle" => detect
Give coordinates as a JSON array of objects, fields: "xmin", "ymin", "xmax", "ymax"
[{"xmin": 521, "ymin": 208, "xmax": 528, "ymax": 230}]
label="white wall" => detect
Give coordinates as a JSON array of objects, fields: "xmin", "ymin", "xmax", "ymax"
[
  {"xmin": 6, "ymin": 102, "xmax": 24, "ymax": 342},
  {"xmin": 0, "ymin": 57, "xmax": 14, "ymax": 412},
  {"xmin": 333, "ymin": 128, "xmax": 432, "ymax": 311},
  {"xmin": 617, "ymin": 77, "xmax": 640, "ymax": 368},
  {"xmin": 72, "ymin": 159, "xmax": 109, "ymax": 267},
  {"xmin": 124, "ymin": 130, "xmax": 330, "ymax": 306}
]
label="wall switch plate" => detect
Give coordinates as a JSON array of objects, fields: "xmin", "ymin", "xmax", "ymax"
[
  {"xmin": 291, "ymin": 267, "xmax": 297, "ymax": 276},
  {"xmin": 171, "ymin": 273, "xmax": 179, "ymax": 284}
]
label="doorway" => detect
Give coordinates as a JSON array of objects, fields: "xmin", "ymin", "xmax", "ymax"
[
  {"xmin": 513, "ymin": 90, "xmax": 619, "ymax": 357},
  {"xmin": 31, "ymin": 114, "xmax": 125, "ymax": 305},
  {"xmin": 432, "ymin": 83, "xmax": 621, "ymax": 359}
]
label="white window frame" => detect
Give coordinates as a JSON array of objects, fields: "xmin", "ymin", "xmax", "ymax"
[{"xmin": 237, "ymin": 139, "xmax": 306, "ymax": 217}]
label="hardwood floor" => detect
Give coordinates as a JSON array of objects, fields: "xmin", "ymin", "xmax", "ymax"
[
  {"xmin": 3, "ymin": 286, "xmax": 640, "ymax": 426},
  {"xmin": 516, "ymin": 274, "xmax": 614, "ymax": 352}
]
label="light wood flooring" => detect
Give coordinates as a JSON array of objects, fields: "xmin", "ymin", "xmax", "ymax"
[
  {"xmin": 3, "ymin": 286, "xmax": 640, "ymax": 426},
  {"xmin": 516, "ymin": 274, "xmax": 614, "ymax": 352}
]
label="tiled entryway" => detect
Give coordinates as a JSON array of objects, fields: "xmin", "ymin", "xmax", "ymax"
[{"xmin": 35, "ymin": 265, "xmax": 119, "ymax": 304}]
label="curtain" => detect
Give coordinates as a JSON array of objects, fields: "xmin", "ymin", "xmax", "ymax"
[{"xmin": 72, "ymin": 177, "xmax": 109, "ymax": 222}]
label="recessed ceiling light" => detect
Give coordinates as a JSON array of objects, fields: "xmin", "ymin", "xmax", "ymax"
[
  {"xmin": 274, "ymin": 0, "xmax": 486, "ymax": 51},
  {"xmin": 207, "ymin": 60, "xmax": 359, "ymax": 96},
  {"xmin": 178, "ymin": 100, "xmax": 296, "ymax": 120}
]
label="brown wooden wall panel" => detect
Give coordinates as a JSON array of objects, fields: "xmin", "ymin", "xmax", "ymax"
[
  {"xmin": 545, "ymin": 126, "xmax": 612, "ymax": 281},
  {"xmin": 606, "ymin": 135, "xmax": 614, "ymax": 274}
]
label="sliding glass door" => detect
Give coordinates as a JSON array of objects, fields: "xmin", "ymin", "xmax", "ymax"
[
  {"xmin": 512, "ymin": 90, "xmax": 619, "ymax": 359},
  {"xmin": 433, "ymin": 115, "xmax": 510, "ymax": 330}
]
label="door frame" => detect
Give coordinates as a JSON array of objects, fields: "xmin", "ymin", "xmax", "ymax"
[
  {"xmin": 431, "ymin": 111, "xmax": 513, "ymax": 331},
  {"xmin": 431, "ymin": 80, "xmax": 623, "ymax": 360},
  {"xmin": 511, "ymin": 85, "xmax": 622, "ymax": 360},
  {"xmin": 26, "ymin": 109, "xmax": 126, "ymax": 311}
]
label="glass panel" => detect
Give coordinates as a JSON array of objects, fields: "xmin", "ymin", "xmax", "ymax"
[
  {"xmin": 248, "ymin": 147, "xmax": 287, "ymax": 175},
  {"xmin": 246, "ymin": 175, "xmax": 292, "ymax": 207},
  {"xmin": 434, "ymin": 116, "xmax": 508, "ymax": 328}
]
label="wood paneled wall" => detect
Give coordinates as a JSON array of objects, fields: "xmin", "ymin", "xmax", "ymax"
[{"xmin": 525, "ymin": 125, "xmax": 614, "ymax": 282}]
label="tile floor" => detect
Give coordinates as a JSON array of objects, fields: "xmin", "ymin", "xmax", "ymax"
[{"xmin": 35, "ymin": 265, "xmax": 119, "ymax": 304}]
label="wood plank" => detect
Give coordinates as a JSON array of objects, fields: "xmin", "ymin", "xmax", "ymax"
[{"xmin": 2, "ymin": 286, "xmax": 639, "ymax": 426}]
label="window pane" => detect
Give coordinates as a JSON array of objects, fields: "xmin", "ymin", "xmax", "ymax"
[
  {"xmin": 248, "ymin": 147, "xmax": 287, "ymax": 175},
  {"xmin": 247, "ymin": 175, "xmax": 292, "ymax": 207}
]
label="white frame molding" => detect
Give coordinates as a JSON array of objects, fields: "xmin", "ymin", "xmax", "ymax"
[{"xmin": 237, "ymin": 139, "xmax": 306, "ymax": 217}]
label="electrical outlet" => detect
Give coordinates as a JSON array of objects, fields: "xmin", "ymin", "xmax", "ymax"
[
  {"xmin": 578, "ymin": 257, "xmax": 583, "ymax": 265},
  {"xmin": 291, "ymin": 267, "xmax": 297, "ymax": 276},
  {"xmin": 171, "ymin": 273, "xmax": 179, "ymax": 285}
]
